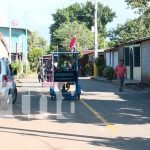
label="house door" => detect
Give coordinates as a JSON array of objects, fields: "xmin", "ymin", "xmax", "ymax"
[
  {"xmin": 124, "ymin": 45, "xmax": 141, "ymax": 81},
  {"xmin": 130, "ymin": 48, "xmax": 134, "ymax": 80},
  {"xmin": 133, "ymin": 46, "xmax": 141, "ymax": 81}
]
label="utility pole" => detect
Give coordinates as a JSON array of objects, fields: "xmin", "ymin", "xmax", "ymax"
[
  {"xmin": 94, "ymin": 0, "xmax": 98, "ymax": 77},
  {"xmin": 16, "ymin": 43, "xmax": 18, "ymax": 62},
  {"xmin": 9, "ymin": 0, "xmax": 12, "ymax": 63},
  {"xmin": 94, "ymin": 0, "xmax": 98, "ymax": 58},
  {"xmin": 25, "ymin": 12, "xmax": 28, "ymax": 75}
]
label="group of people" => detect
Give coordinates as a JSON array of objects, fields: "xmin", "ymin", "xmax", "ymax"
[
  {"xmin": 37, "ymin": 57, "xmax": 127, "ymax": 92},
  {"xmin": 37, "ymin": 61, "xmax": 52, "ymax": 83},
  {"xmin": 57, "ymin": 60, "xmax": 73, "ymax": 71}
]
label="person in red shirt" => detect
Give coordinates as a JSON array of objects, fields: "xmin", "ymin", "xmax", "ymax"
[{"xmin": 114, "ymin": 60, "xmax": 127, "ymax": 92}]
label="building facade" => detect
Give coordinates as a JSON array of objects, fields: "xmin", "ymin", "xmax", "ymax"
[
  {"xmin": 105, "ymin": 48, "xmax": 118, "ymax": 68},
  {"xmin": 0, "ymin": 26, "xmax": 28, "ymax": 63},
  {"xmin": 105, "ymin": 37, "xmax": 150, "ymax": 86}
]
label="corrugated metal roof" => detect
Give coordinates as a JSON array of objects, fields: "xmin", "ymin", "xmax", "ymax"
[
  {"xmin": 81, "ymin": 50, "xmax": 94, "ymax": 55},
  {"xmin": 116, "ymin": 36, "xmax": 150, "ymax": 46},
  {"xmin": 105, "ymin": 36, "xmax": 150, "ymax": 52}
]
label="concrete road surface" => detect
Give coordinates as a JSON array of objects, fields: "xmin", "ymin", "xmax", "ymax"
[{"xmin": 0, "ymin": 75, "xmax": 150, "ymax": 150}]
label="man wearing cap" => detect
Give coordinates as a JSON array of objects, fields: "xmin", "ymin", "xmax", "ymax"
[{"xmin": 114, "ymin": 60, "xmax": 127, "ymax": 92}]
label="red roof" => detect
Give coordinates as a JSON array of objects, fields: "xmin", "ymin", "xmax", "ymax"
[{"xmin": 81, "ymin": 50, "xmax": 94, "ymax": 55}]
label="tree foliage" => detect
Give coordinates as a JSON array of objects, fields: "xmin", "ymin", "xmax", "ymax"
[
  {"xmin": 125, "ymin": 0, "xmax": 150, "ymax": 9},
  {"xmin": 28, "ymin": 47, "xmax": 42, "ymax": 71},
  {"xmin": 106, "ymin": 0, "xmax": 150, "ymax": 46},
  {"xmin": 108, "ymin": 17, "xmax": 150, "ymax": 45},
  {"xmin": 50, "ymin": 1, "xmax": 116, "ymax": 49},
  {"xmin": 53, "ymin": 21, "xmax": 94, "ymax": 51},
  {"xmin": 27, "ymin": 31, "xmax": 49, "ymax": 71},
  {"xmin": 28, "ymin": 31, "xmax": 47, "ymax": 51}
]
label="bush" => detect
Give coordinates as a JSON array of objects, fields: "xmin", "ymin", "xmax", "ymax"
[
  {"xmin": 11, "ymin": 62, "xmax": 21, "ymax": 74},
  {"xmin": 85, "ymin": 62, "xmax": 94, "ymax": 76},
  {"xmin": 103, "ymin": 66, "xmax": 114, "ymax": 80},
  {"xmin": 97, "ymin": 65, "xmax": 105, "ymax": 77},
  {"xmin": 95, "ymin": 57, "xmax": 105, "ymax": 77},
  {"xmin": 23, "ymin": 62, "xmax": 30, "ymax": 74},
  {"xmin": 95, "ymin": 57, "xmax": 104, "ymax": 66}
]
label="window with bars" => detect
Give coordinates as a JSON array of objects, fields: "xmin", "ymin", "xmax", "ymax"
[
  {"xmin": 134, "ymin": 46, "xmax": 140, "ymax": 67},
  {"xmin": 124, "ymin": 47, "xmax": 130, "ymax": 66},
  {"xmin": 0, "ymin": 62, "xmax": 1, "ymax": 74}
]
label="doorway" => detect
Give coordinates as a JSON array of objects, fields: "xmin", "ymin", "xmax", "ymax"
[
  {"xmin": 130, "ymin": 48, "xmax": 133, "ymax": 79},
  {"xmin": 124, "ymin": 45, "xmax": 141, "ymax": 81}
]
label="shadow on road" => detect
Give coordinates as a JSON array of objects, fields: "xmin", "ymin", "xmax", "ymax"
[
  {"xmin": 8, "ymin": 88, "xmax": 150, "ymax": 126},
  {"xmin": 1, "ymin": 78, "xmax": 150, "ymax": 149},
  {"xmin": 89, "ymin": 137, "xmax": 150, "ymax": 150},
  {"xmin": 79, "ymin": 79, "xmax": 118, "ymax": 92},
  {"xmin": 0, "ymin": 126, "xmax": 149, "ymax": 150},
  {"xmin": 2, "ymin": 78, "xmax": 149, "ymax": 125},
  {"xmin": 12, "ymin": 91, "xmax": 100, "ymax": 125},
  {"xmin": 79, "ymin": 78, "xmax": 150, "ymax": 125}
]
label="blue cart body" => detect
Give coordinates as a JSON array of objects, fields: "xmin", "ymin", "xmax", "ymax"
[{"xmin": 49, "ymin": 52, "xmax": 81, "ymax": 100}]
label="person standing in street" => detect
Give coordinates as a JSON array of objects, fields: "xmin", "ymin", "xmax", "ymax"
[{"xmin": 114, "ymin": 60, "xmax": 127, "ymax": 92}]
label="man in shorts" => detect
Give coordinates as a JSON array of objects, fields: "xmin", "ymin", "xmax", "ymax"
[{"xmin": 114, "ymin": 60, "xmax": 127, "ymax": 92}]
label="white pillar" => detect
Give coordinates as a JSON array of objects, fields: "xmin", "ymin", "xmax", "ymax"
[
  {"xmin": 9, "ymin": 0, "xmax": 12, "ymax": 62},
  {"xmin": 25, "ymin": 12, "xmax": 28, "ymax": 75},
  {"xmin": 94, "ymin": 0, "xmax": 98, "ymax": 58}
]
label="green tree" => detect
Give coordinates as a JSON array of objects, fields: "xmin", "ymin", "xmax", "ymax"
[
  {"xmin": 28, "ymin": 31, "xmax": 48, "ymax": 51},
  {"xmin": 107, "ymin": 0, "xmax": 150, "ymax": 46},
  {"xmin": 53, "ymin": 21, "xmax": 95, "ymax": 51},
  {"xmin": 108, "ymin": 18, "xmax": 150, "ymax": 45},
  {"xmin": 125, "ymin": 0, "xmax": 150, "ymax": 9},
  {"xmin": 28, "ymin": 47, "xmax": 42, "ymax": 71},
  {"xmin": 50, "ymin": 1, "xmax": 116, "ymax": 49}
]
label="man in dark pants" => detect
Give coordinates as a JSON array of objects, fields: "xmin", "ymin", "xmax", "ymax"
[{"xmin": 114, "ymin": 60, "xmax": 127, "ymax": 92}]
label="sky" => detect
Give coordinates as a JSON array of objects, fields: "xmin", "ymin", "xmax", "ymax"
[{"xmin": 0, "ymin": 0, "xmax": 139, "ymax": 44}]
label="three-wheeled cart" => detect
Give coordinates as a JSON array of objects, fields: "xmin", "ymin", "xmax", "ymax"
[
  {"xmin": 38, "ymin": 55, "xmax": 52, "ymax": 86},
  {"xmin": 49, "ymin": 52, "xmax": 81, "ymax": 100}
]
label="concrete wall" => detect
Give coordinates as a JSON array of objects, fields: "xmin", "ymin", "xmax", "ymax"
[
  {"xmin": 105, "ymin": 50, "xmax": 118, "ymax": 68},
  {"xmin": 114, "ymin": 51, "xmax": 118, "ymax": 68},
  {"xmin": 106, "ymin": 52, "xmax": 111, "ymax": 66},
  {"xmin": 117, "ymin": 46, "xmax": 124, "ymax": 60},
  {"xmin": 141, "ymin": 40, "xmax": 150, "ymax": 85}
]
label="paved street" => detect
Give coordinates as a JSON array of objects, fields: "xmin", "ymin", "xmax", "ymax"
[{"xmin": 0, "ymin": 75, "xmax": 150, "ymax": 150}]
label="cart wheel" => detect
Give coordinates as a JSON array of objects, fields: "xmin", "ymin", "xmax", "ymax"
[
  {"xmin": 51, "ymin": 95, "xmax": 56, "ymax": 101},
  {"xmin": 77, "ymin": 94, "xmax": 80, "ymax": 100}
]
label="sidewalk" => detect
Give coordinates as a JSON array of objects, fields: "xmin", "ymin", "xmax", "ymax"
[{"xmin": 91, "ymin": 76, "xmax": 150, "ymax": 93}]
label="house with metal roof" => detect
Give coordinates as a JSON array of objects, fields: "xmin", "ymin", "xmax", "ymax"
[
  {"xmin": 0, "ymin": 26, "xmax": 30, "ymax": 63},
  {"xmin": 105, "ymin": 37, "xmax": 150, "ymax": 86}
]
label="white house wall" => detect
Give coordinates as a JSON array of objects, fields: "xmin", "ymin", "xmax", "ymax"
[
  {"xmin": 105, "ymin": 51, "xmax": 118, "ymax": 68},
  {"xmin": 114, "ymin": 51, "xmax": 118, "ymax": 68},
  {"xmin": 111, "ymin": 52, "xmax": 113, "ymax": 67},
  {"xmin": 106, "ymin": 52, "xmax": 110, "ymax": 66},
  {"xmin": 126, "ymin": 66, "xmax": 130, "ymax": 79},
  {"xmin": 141, "ymin": 40, "xmax": 150, "ymax": 85},
  {"xmin": 134, "ymin": 67, "xmax": 141, "ymax": 81}
]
